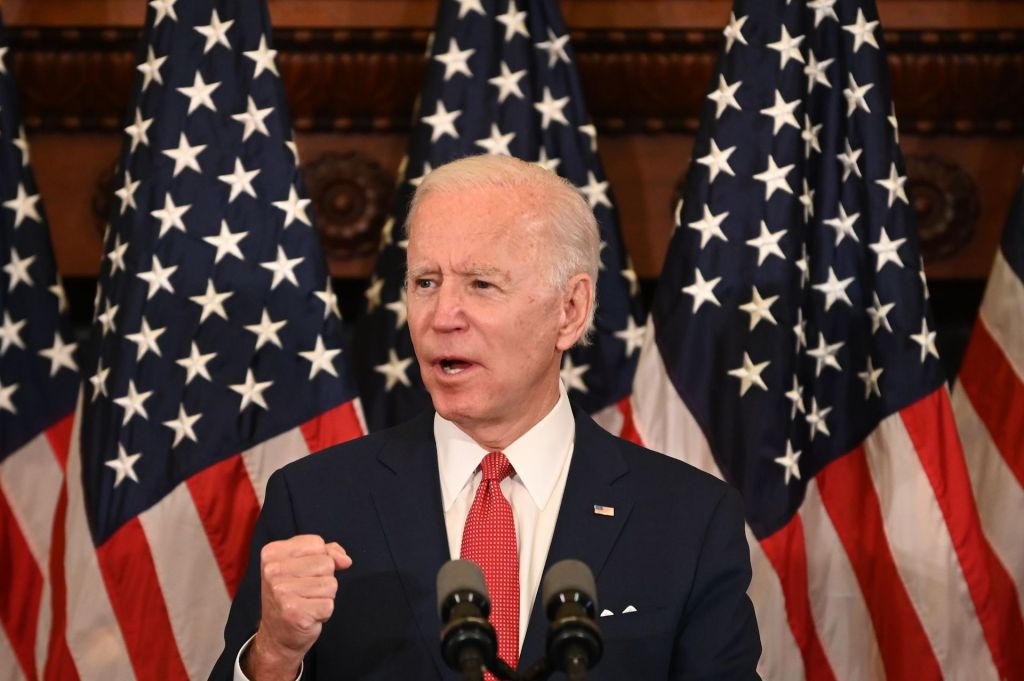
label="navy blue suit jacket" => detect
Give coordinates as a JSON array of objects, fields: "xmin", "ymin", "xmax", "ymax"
[{"xmin": 210, "ymin": 405, "xmax": 761, "ymax": 680}]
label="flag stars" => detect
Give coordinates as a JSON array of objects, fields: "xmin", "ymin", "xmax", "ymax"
[
  {"xmin": 203, "ymin": 220, "xmax": 247, "ymax": 263},
  {"xmin": 808, "ymin": 0, "xmax": 838, "ymax": 26},
  {"xmin": 245, "ymin": 310, "xmax": 287, "ymax": 350},
  {"xmin": 422, "ymin": 101, "xmax": 462, "ymax": 142},
  {"xmin": 578, "ymin": 124, "xmax": 598, "ymax": 153},
  {"xmin": 190, "ymin": 280, "xmax": 233, "ymax": 322},
  {"xmin": 774, "ymin": 442, "xmax": 802, "ymax": 485},
  {"xmin": 232, "ymin": 96, "xmax": 274, "ymax": 141},
  {"xmin": 739, "ymin": 287, "xmax": 779, "ymax": 330},
  {"xmin": 870, "ymin": 227, "xmax": 907, "ymax": 271},
  {"xmin": 230, "ymin": 369, "xmax": 273, "ymax": 411},
  {"xmin": 149, "ymin": 0, "xmax": 178, "ymax": 26},
  {"xmin": 107, "ymin": 235, "xmax": 129, "ymax": 273},
  {"xmin": 767, "ymin": 26, "xmax": 805, "ymax": 69},
  {"xmin": 760, "ymin": 91, "xmax": 800, "ymax": 135},
  {"xmin": 12, "ymin": 127, "xmax": 30, "ymax": 166},
  {"xmin": 97, "ymin": 301, "xmax": 119, "ymax": 336},
  {"xmin": 89, "ymin": 362, "xmax": 110, "ymax": 401},
  {"xmin": 244, "ymin": 35, "xmax": 279, "ymax": 78},
  {"xmin": 753, "ymin": 156, "xmax": 794, "ymax": 200},
  {"xmin": 272, "ymin": 186, "xmax": 312, "ymax": 228},
  {"xmin": 376, "ymin": 349, "xmax": 414, "ymax": 391},
  {"xmin": 365, "ymin": 275, "xmax": 385, "ymax": 312},
  {"xmin": 163, "ymin": 406, "xmax": 201, "ymax": 447},
  {"xmin": 802, "ymin": 115, "xmax": 822, "ymax": 158},
  {"xmin": 876, "ymin": 163, "xmax": 910, "ymax": 208},
  {"xmin": 0, "ymin": 381, "xmax": 16, "ymax": 414},
  {"xmin": 475, "ymin": 124, "xmax": 516, "ymax": 156},
  {"xmin": 150, "ymin": 192, "xmax": 191, "ymax": 236},
  {"xmin": 4, "ymin": 248, "xmax": 36, "ymax": 291},
  {"xmin": 697, "ymin": 140, "xmax": 736, "ymax": 183},
  {"xmin": 114, "ymin": 171, "xmax": 141, "ymax": 216},
  {"xmin": 793, "ymin": 306, "xmax": 808, "ymax": 350},
  {"xmin": 807, "ymin": 332, "xmax": 844, "ymax": 376},
  {"xmin": 682, "ymin": 269, "xmax": 722, "ymax": 313},
  {"xmin": 536, "ymin": 28, "xmax": 571, "ymax": 68},
  {"xmin": 837, "ymin": 140, "xmax": 863, "ymax": 182},
  {"xmin": 688, "ymin": 205, "xmax": 729, "ymax": 248},
  {"xmin": 535, "ymin": 148, "xmax": 561, "ymax": 173},
  {"xmin": 804, "ymin": 51, "xmax": 834, "ymax": 93},
  {"xmin": 315, "ymin": 277, "xmax": 342, "ymax": 319},
  {"xmin": 859, "ymin": 357, "xmax": 884, "ymax": 399},
  {"xmin": 260, "ymin": 246, "xmax": 304, "ymax": 289},
  {"xmin": 136, "ymin": 255, "xmax": 178, "ymax": 299},
  {"xmin": 455, "ymin": 0, "xmax": 485, "ymax": 19},
  {"xmin": 177, "ymin": 342, "xmax": 216, "ymax": 385},
  {"xmin": 843, "ymin": 74, "xmax": 874, "ymax": 116},
  {"xmin": 785, "ymin": 376, "xmax": 805, "ymax": 418},
  {"xmin": 385, "ymin": 289, "xmax": 408, "ymax": 330},
  {"xmin": 813, "ymin": 267, "xmax": 855, "ymax": 310},
  {"xmin": 299, "ymin": 336, "xmax": 342, "ymax": 379},
  {"xmin": 219, "ymin": 159, "xmax": 260, "ymax": 203},
  {"xmin": 910, "ymin": 318, "xmax": 940, "ymax": 362},
  {"xmin": 722, "ymin": 12, "xmax": 748, "ymax": 53},
  {"xmin": 113, "ymin": 379, "xmax": 153, "ymax": 425},
  {"xmin": 614, "ymin": 316, "xmax": 646, "ymax": 356},
  {"xmin": 728, "ymin": 353, "xmax": 770, "ymax": 396},
  {"xmin": 162, "ymin": 133, "xmax": 207, "ymax": 177},
  {"xmin": 560, "ymin": 355, "xmax": 590, "ymax": 393},
  {"xmin": 124, "ymin": 108, "xmax": 154, "ymax": 153},
  {"xmin": 534, "ymin": 87, "xmax": 571, "ymax": 129},
  {"xmin": 806, "ymin": 398, "xmax": 832, "ymax": 440},
  {"xmin": 4, "ymin": 183, "xmax": 43, "ymax": 227},
  {"xmin": 105, "ymin": 446, "xmax": 142, "ymax": 488},
  {"xmin": 433, "ymin": 38, "xmax": 475, "ymax": 81},
  {"xmin": 195, "ymin": 9, "xmax": 234, "ymax": 53},
  {"xmin": 137, "ymin": 46, "xmax": 167, "ymax": 91},
  {"xmin": 799, "ymin": 179, "xmax": 815, "ymax": 223},
  {"xmin": 707, "ymin": 75, "xmax": 742, "ymax": 119},
  {"xmin": 823, "ymin": 204, "xmax": 860, "ymax": 246},
  {"xmin": 867, "ymin": 292, "xmax": 895, "ymax": 334},
  {"xmin": 176, "ymin": 72, "xmax": 221, "ymax": 114},
  {"xmin": 843, "ymin": 8, "xmax": 880, "ymax": 53},
  {"xmin": 489, "ymin": 62, "xmax": 526, "ymax": 103},
  {"xmin": 125, "ymin": 319, "xmax": 166, "ymax": 361},
  {"xmin": 496, "ymin": 0, "xmax": 530, "ymax": 41},
  {"xmin": 0, "ymin": 312, "xmax": 26, "ymax": 354},
  {"xmin": 580, "ymin": 172, "xmax": 612, "ymax": 209},
  {"xmin": 746, "ymin": 221, "xmax": 787, "ymax": 265}
]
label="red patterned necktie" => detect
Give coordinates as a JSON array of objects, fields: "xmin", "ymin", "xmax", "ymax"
[{"xmin": 460, "ymin": 451, "xmax": 519, "ymax": 677}]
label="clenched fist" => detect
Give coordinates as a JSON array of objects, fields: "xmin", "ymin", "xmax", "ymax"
[{"xmin": 242, "ymin": 535, "xmax": 352, "ymax": 680}]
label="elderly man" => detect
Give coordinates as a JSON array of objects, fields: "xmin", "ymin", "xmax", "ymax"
[{"xmin": 211, "ymin": 155, "xmax": 761, "ymax": 680}]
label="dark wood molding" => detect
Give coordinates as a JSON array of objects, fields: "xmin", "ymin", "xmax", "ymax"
[{"xmin": 7, "ymin": 27, "xmax": 1023, "ymax": 136}]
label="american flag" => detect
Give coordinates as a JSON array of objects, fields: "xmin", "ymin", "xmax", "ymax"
[
  {"xmin": 351, "ymin": 0, "xmax": 644, "ymax": 433},
  {"xmin": 952, "ymin": 168, "xmax": 1024, "ymax": 655},
  {"xmin": 55, "ymin": 1, "xmax": 365, "ymax": 679},
  {"xmin": 0, "ymin": 13, "xmax": 79, "ymax": 681},
  {"xmin": 627, "ymin": 0, "xmax": 1023, "ymax": 679}
]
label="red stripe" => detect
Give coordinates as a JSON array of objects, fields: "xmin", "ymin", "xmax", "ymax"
[
  {"xmin": 95, "ymin": 518, "xmax": 190, "ymax": 681},
  {"xmin": 299, "ymin": 399, "xmax": 364, "ymax": 455},
  {"xmin": 43, "ymin": 414, "xmax": 74, "ymax": 473},
  {"xmin": 0, "ymin": 488, "xmax": 43, "ymax": 680},
  {"xmin": 958, "ymin": 319, "xmax": 1024, "ymax": 489},
  {"xmin": 186, "ymin": 456, "xmax": 261, "ymax": 598},
  {"xmin": 758, "ymin": 517, "xmax": 837, "ymax": 681},
  {"xmin": 816, "ymin": 447, "xmax": 943, "ymax": 680},
  {"xmin": 42, "ymin": 483, "xmax": 79, "ymax": 681},
  {"xmin": 616, "ymin": 397, "xmax": 644, "ymax": 446},
  {"xmin": 901, "ymin": 390, "xmax": 1024, "ymax": 681}
]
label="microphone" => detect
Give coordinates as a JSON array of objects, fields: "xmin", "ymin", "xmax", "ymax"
[
  {"xmin": 437, "ymin": 560, "xmax": 497, "ymax": 681},
  {"xmin": 541, "ymin": 560, "xmax": 603, "ymax": 681}
]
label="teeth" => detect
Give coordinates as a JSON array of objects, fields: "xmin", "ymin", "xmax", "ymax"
[{"xmin": 443, "ymin": 364, "xmax": 463, "ymax": 375}]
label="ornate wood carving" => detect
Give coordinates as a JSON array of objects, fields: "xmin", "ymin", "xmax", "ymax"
[
  {"xmin": 905, "ymin": 154, "xmax": 979, "ymax": 262},
  {"xmin": 7, "ymin": 27, "xmax": 1023, "ymax": 136}
]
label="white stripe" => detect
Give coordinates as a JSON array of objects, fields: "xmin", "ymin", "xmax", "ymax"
[
  {"xmin": 978, "ymin": 252, "xmax": 1024, "ymax": 380},
  {"xmin": 63, "ymin": 398, "xmax": 136, "ymax": 680},
  {"xmin": 0, "ymin": 432, "xmax": 63, "ymax": 569},
  {"xmin": 139, "ymin": 482, "xmax": 232, "ymax": 681},
  {"xmin": 862, "ymin": 407, "xmax": 999, "ymax": 679},
  {"xmin": 351, "ymin": 397, "xmax": 368, "ymax": 439},
  {"xmin": 590, "ymin": 402, "xmax": 624, "ymax": 436},
  {"xmin": 800, "ymin": 482, "xmax": 884, "ymax": 680},
  {"xmin": 35, "ymin": 572, "xmax": 53, "ymax": 677},
  {"xmin": 951, "ymin": 388, "xmax": 1024, "ymax": 615},
  {"xmin": 0, "ymin": 625, "xmax": 27, "ymax": 681},
  {"xmin": 241, "ymin": 427, "xmax": 310, "ymax": 505},
  {"xmin": 631, "ymin": 322, "xmax": 804, "ymax": 679}
]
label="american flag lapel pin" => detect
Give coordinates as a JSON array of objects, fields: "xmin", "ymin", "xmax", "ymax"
[{"xmin": 593, "ymin": 504, "xmax": 615, "ymax": 517}]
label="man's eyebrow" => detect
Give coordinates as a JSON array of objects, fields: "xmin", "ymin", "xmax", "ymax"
[{"xmin": 406, "ymin": 265, "xmax": 436, "ymax": 280}]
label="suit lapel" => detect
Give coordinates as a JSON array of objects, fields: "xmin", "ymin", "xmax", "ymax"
[
  {"xmin": 368, "ymin": 412, "xmax": 455, "ymax": 681},
  {"xmin": 520, "ymin": 407, "xmax": 635, "ymax": 667}
]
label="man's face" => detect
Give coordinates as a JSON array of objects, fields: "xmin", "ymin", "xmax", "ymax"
[{"xmin": 406, "ymin": 185, "xmax": 582, "ymax": 445}]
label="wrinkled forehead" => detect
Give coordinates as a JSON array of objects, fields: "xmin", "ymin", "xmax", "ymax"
[{"xmin": 407, "ymin": 185, "xmax": 553, "ymax": 248}]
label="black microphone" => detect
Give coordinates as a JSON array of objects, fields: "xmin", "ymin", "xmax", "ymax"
[
  {"xmin": 541, "ymin": 560, "xmax": 603, "ymax": 681},
  {"xmin": 437, "ymin": 560, "xmax": 497, "ymax": 681}
]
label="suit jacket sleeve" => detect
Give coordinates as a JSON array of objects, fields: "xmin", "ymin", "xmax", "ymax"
[
  {"xmin": 208, "ymin": 469, "xmax": 301, "ymax": 681},
  {"xmin": 672, "ymin": 485, "xmax": 761, "ymax": 680}
]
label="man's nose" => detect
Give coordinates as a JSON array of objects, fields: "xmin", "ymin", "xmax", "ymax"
[{"xmin": 430, "ymin": 283, "xmax": 466, "ymax": 331}]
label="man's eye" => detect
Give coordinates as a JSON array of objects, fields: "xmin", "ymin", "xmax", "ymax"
[
  {"xmin": 473, "ymin": 280, "xmax": 492, "ymax": 290},
  {"xmin": 415, "ymin": 279, "xmax": 435, "ymax": 289}
]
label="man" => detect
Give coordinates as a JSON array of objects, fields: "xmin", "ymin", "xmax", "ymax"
[{"xmin": 211, "ymin": 155, "xmax": 761, "ymax": 680}]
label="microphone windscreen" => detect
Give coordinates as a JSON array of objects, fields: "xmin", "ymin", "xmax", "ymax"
[
  {"xmin": 436, "ymin": 559, "xmax": 489, "ymax": 620},
  {"xmin": 542, "ymin": 559, "xmax": 597, "ymax": 613}
]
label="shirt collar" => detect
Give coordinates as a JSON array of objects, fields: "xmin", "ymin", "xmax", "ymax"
[{"xmin": 435, "ymin": 382, "xmax": 575, "ymax": 512}]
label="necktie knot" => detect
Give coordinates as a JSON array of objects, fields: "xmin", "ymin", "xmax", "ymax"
[{"xmin": 480, "ymin": 451, "xmax": 513, "ymax": 483}]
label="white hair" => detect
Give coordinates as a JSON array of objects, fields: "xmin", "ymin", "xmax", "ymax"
[{"xmin": 406, "ymin": 154, "xmax": 600, "ymax": 343}]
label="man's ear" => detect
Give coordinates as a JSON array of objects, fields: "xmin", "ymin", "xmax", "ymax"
[{"xmin": 555, "ymin": 273, "xmax": 594, "ymax": 351}]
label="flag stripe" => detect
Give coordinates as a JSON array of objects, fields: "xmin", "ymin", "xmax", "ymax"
[
  {"xmin": 187, "ymin": 455, "xmax": 261, "ymax": 598},
  {"xmin": 758, "ymin": 517, "xmax": 838, "ymax": 681},
  {"xmin": 800, "ymin": 482, "xmax": 884, "ymax": 681},
  {"xmin": 977, "ymin": 252, "xmax": 1024, "ymax": 378},
  {"xmin": 141, "ymin": 481, "xmax": 232, "ymax": 681},
  {"xmin": 0, "ymin": 626, "xmax": 27, "ymax": 681},
  {"xmin": 42, "ymin": 483, "xmax": 80, "ymax": 681},
  {"xmin": 958, "ymin": 318, "xmax": 1024, "ymax": 489},
  {"xmin": 241, "ymin": 427, "xmax": 313, "ymax": 507},
  {"xmin": 0, "ymin": 435, "xmax": 64, "ymax": 569},
  {"xmin": 44, "ymin": 415, "xmax": 74, "ymax": 472},
  {"xmin": 817, "ymin": 446, "xmax": 944, "ymax": 679},
  {"xmin": 951, "ymin": 388, "xmax": 1024, "ymax": 619},
  {"xmin": 0, "ymin": 486, "xmax": 43, "ymax": 680},
  {"xmin": 745, "ymin": 529, "xmax": 805, "ymax": 681},
  {"xmin": 901, "ymin": 391, "xmax": 1024, "ymax": 680},
  {"xmin": 95, "ymin": 519, "xmax": 190, "ymax": 681},
  {"xmin": 862, "ymin": 402, "xmax": 999, "ymax": 680},
  {"xmin": 299, "ymin": 400, "xmax": 366, "ymax": 455}
]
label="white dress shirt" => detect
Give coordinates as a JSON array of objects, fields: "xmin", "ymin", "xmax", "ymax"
[{"xmin": 235, "ymin": 383, "xmax": 575, "ymax": 679}]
